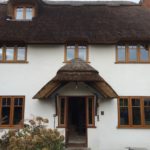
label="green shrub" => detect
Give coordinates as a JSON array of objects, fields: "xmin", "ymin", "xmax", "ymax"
[{"xmin": 0, "ymin": 117, "xmax": 64, "ymax": 150}]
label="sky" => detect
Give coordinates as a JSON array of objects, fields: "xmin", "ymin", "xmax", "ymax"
[{"xmin": 0, "ymin": 0, "xmax": 141, "ymax": 3}]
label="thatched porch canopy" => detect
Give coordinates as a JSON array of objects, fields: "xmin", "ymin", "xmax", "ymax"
[{"xmin": 33, "ymin": 59, "xmax": 118, "ymax": 99}]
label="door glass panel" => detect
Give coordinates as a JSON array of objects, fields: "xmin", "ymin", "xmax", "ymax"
[
  {"xmin": 87, "ymin": 97, "xmax": 94, "ymax": 126},
  {"xmin": 60, "ymin": 98, "xmax": 65, "ymax": 125}
]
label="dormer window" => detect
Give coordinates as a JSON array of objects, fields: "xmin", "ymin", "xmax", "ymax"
[{"xmin": 15, "ymin": 6, "xmax": 34, "ymax": 20}]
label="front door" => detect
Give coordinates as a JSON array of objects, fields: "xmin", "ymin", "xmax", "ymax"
[
  {"xmin": 57, "ymin": 96, "xmax": 95, "ymax": 147},
  {"xmin": 66, "ymin": 97, "xmax": 87, "ymax": 147}
]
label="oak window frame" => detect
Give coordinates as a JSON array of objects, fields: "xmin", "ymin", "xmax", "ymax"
[
  {"xmin": 116, "ymin": 45, "xmax": 150, "ymax": 63},
  {"xmin": 0, "ymin": 46, "xmax": 27, "ymax": 63},
  {"xmin": 64, "ymin": 44, "xmax": 89, "ymax": 63},
  {"xmin": 118, "ymin": 96, "xmax": 150, "ymax": 128},
  {"xmin": 0, "ymin": 96, "xmax": 25, "ymax": 128},
  {"xmin": 14, "ymin": 5, "xmax": 35, "ymax": 20}
]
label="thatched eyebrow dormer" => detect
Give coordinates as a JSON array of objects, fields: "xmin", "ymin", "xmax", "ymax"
[
  {"xmin": 33, "ymin": 59, "xmax": 118, "ymax": 99},
  {"xmin": 6, "ymin": 0, "xmax": 43, "ymax": 20}
]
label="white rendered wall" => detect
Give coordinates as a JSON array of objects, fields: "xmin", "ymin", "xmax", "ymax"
[{"xmin": 0, "ymin": 44, "xmax": 150, "ymax": 150}]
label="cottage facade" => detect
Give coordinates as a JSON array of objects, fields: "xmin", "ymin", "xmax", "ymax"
[{"xmin": 0, "ymin": 0, "xmax": 150, "ymax": 150}]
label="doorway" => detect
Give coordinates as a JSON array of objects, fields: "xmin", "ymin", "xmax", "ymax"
[{"xmin": 66, "ymin": 97, "xmax": 87, "ymax": 147}]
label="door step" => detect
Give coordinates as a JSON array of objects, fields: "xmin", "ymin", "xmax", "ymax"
[{"xmin": 65, "ymin": 148, "xmax": 91, "ymax": 150}]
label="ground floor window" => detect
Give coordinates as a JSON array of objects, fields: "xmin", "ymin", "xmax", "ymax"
[
  {"xmin": 0, "ymin": 96, "xmax": 25, "ymax": 128},
  {"xmin": 57, "ymin": 96, "xmax": 95, "ymax": 128},
  {"xmin": 118, "ymin": 97, "xmax": 150, "ymax": 128}
]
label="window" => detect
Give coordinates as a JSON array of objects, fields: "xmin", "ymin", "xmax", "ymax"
[
  {"xmin": 15, "ymin": 6, "xmax": 34, "ymax": 20},
  {"xmin": 65, "ymin": 44, "xmax": 89, "ymax": 62},
  {"xmin": 0, "ymin": 96, "xmax": 25, "ymax": 128},
  {"xmin": 118, "ymin": 97, "xmax": 150, "ymax": 128},
  {"xmin": 0, "ymin": 46, "xmax": 27, "ymax": 63},
  {"xmin": 116, "ymin": 45, "xmax": 150, "ymax": 63}
]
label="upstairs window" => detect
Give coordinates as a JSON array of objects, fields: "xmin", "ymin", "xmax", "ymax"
[
  {"xmin": 15, "ymin": 6, "xmax": 34, "ymax": 20},
  {"xmin": 116, "ymin": 45, "xmax": 150, "ymax": 63},
  {"xmin": 118, "ymin": 97, "xmax": 150, "ymax": 128},
  {"xmin": 65, "ymin": 44, "xmax": 89, "ymax": 62},
  {"xmin": 0, "ymin": 46, "xmax": 27, "ymax": 63}
]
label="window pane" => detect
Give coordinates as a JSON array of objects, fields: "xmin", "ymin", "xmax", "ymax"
[
  {"xmin": 117, "ymin": 46, "xmax": 125, "ymax": 61},
  {"xmin": 66, "ymin": 46, "xmax": 75, "ymax": 61},
  {"xmin": 2, "ymin": 98, "xmax": 11, "ymax": 106},
  {"xmin": 120, "ymin": 98, "xmax": 128, "ymax": 106},
  {"xmin": 17, "ymin": 47, "xmax": 26, "ymax": 61},
  {"xmin": 16, "ymin": 8, "xmax": 23, "ymax": 20},
  {"xmin": 88, "ymin": 98, "xmax": 93, "ymax": 125},
  {"xmin": 144, "ymin": 98, "xmax": 150, "ymax": 125},
  {"xmin": 144, "ymin": 99, "xmax": 150, "ymax": 106},
  {"xmin": 2, "ymin": 107, "xmax": 10, "ymax": 125},
  {"xmin": 0, "ymin": 48, "xmax": 2, "ymax": 60},
  {"xmin": 60, "ymin": 98, "xmax": 65, "ymax": 124},
  {"xmin": 13, "ymin": 107, "xmax": 23, "ymax": 125},
  {"xmin": 140, "ymin": 46, "xmax": 149, "ymax": 61},
  {"xmin": 14, "ymin": 98, "xmax": 23, "ymax": 106},
  {"xmin": 26, "ymin": 8, "xmax": 33, "ymax": 20},
  {"xmin": 78, "ymin": 46, "xmax": 87, "ymax": 61},
  {"xmin": 132, "ymin": 107, "xmax": 141, "ymax": 125},
  {"xmin": 144, "ymin": 108, "xmax": 150, "ymax": 125},
  {"xmin": 129, "ymin": 46, "xmax": 137, "ymax": 61},
  {"xmin": 132, "ymin": 99, "xmax": 140, "ymax": 106},
  {"xmin": 6, "ymin": 48, "xmax": 14, "ymax": 61},
  {"xmin": 120, "ymin": 107, "xmax": 129, "ymax": 125}
]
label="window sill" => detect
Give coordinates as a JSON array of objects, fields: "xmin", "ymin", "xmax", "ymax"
[
  {"xmin": 117, "ymin": 126, "xmax": 150, "ymax": 129},
  {"xmin": 0, "ymin": 125, "xmax": 24, "ymax": 129},
  {"xmin": 63, "ymin": 61, "xmax": 90, "ymax": 64},
  {"xmin": 0, "ymin": 61, "xmax": 28, "ymax": 64},
  {"xmin": 115, "ymin": 62, "xmax": 150, "ymax": 64},
  {"xmin": 7, "ymin": 19, "xmax": 33, "ymax": 22}
]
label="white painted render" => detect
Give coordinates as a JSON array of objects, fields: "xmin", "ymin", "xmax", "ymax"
[{"xmin": 0, "ymin": 45, "xmax": 150, "ymax": 150}]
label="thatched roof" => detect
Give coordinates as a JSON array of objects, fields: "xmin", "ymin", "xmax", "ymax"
[
  {"xmin": 0, "ymin": 0, "xmax": 150, "ymax": 44},
  {"xmin": 33, "ymin": 59, "xmax": 117, "ymax": 99}
]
